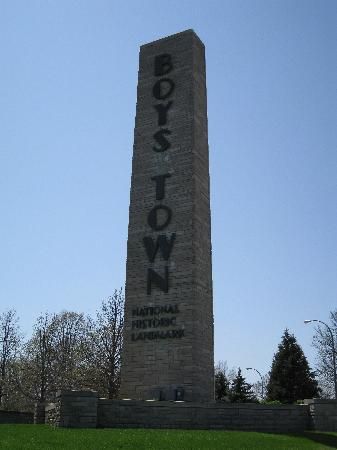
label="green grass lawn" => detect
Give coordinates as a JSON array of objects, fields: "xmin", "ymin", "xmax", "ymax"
[{"xmin": 0, "ymin": 425, "xmax": 337, "ymax": 449}]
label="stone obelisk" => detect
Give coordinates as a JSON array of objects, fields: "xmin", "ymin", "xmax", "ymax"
[{"xmin": 120, "ymin": 30, "xmax": 214, "ymax": 402}]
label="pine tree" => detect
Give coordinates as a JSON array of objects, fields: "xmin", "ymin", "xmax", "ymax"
[
  {"xmin": 267, "ymin": 329, "xmax": 320, "ymax": 403},
  {"xmin": 229, "ymin": 368, "xmax": 257, "ymax": 403},
  {"xmin": 215, "ymin": 370, "xmax": 229, "ymax": 401}
]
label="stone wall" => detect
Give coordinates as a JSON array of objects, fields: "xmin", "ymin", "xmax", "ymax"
[
  {"xmin": 97, "ymin": 399, "xmax": 309, "ymax": 432},
  {"xmin": 46, "ymin": 390, "xmax": 98, "ymax": 428},
  {"xmin": 0, "ymin": 410, "xmax": 33, "ymax": 424},
  {"xmin": 47, "ymin": 390, "xmax": 337, "ymax": 433},
  {"xmin": 34, "ymin": 402, "xmax": 46, "ymax": 424},
  {"xmin": 305, "ymin": 398, "xmax": 337, "ymax": 431},
  {"xmin": 45, "ymin": 402, "xmax": 60, "ymax": 427},
  {"xmin": 47, "ymin": 390, "xmax": 310, "ymax": 432}
]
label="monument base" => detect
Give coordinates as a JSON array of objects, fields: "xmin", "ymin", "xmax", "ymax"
[{"xmin": 45, "ymin": 390, "xmax": 320, "ymax": 433}]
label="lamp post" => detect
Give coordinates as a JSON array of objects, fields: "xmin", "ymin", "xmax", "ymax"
[
  {"xmin": 304, "ymin": 319, "xmax": 337, "ymax": 400},
  {"xmin": 246, "ymin": 367, "xmax": 264, "ymax": 400}
]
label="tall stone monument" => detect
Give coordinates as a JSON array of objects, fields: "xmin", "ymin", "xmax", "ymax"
[{"xmin": 120, "ymin": 30, "xmax": 214, "ymax": 402}]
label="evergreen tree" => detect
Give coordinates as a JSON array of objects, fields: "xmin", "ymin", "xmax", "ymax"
[
  {"xmin": 267, "ymin": 329, "xmax": 320, "ymax": 403},
  {"xmin": 229, "ymin": 368, "xmax": 257, "ymax": 403},
  {"xmin": 215, "ymin": 369, "xmax": 229, "ymax": 401}
]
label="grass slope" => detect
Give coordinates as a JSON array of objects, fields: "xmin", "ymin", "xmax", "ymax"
[{"xmin": 0, "ymin": 425, "xmax": 337, "ymax": 449}]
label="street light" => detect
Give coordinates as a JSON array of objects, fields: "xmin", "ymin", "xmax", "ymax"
[
  {"xmin": 304, "ymin": 319, "xmax": 337, "ymax": 399},
  {"xmin": 246, "ymin": 367, "xmax": 264, "ymax": 399}
]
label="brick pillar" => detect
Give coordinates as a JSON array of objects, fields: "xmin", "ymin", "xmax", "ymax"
[
  {"xmin": 56, "ymin": 390, "xmax": 98, "ymax": 428},
  {"xmin": 34, "ymin": 402, "xmax": 46, "ymax": 424},
  {"xmin": 120, "ymin": 29, "xmax": 214, "ymax": 402},
  {"xmin": 304, "ymin": 398, "xmax": 337, "ymax": 431}
]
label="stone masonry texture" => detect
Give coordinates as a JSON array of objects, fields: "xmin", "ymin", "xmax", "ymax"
[
  {"xmin": 48, "ymin": 391, "xmax": 337, "ymax": 432},
  {"xmin": 45, "ymin": 390, "xmax": 98, "ymax": 428},
  {"xmin": 119, "ymin": 30, "xmax": 214, "ymax": 402},
  {"xmin": 304, "ymin": 399, "xmax": 337, "ymax": 431},
  {"xmin": 0, "ymin": 410, "xmax": 33, "ymax": 424},
  {"xmin": 97, "ymin": 400, "xmax": 310, "ymax": 433}
]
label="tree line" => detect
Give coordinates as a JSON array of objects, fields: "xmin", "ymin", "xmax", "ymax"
[
  {"xmin": 0, "ymin": 290, "xmax": 124, "ymax": 412},
  {"xmin": 215, "ymin": 313, "xmax": 337, "ymax": 403},
  {"xmin": 1, "ymin": 294, "xmax": 336, "ymax": 410}
]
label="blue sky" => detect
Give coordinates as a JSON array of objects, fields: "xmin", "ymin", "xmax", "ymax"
[{"xmin": 1, "ymin": 0, "xmax": 336, "ymax": 384}]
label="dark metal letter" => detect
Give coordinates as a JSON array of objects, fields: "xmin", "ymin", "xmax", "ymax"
[
  {"xmin": 148, "ymin": 205, "xmax": 172, "ymax": 231},
  {"xmin": 154, "ymin": 101, "xmax": 173, "ymax": 126},
  {"xmin": 152, "ymin": 78, "xmax": 175, "ymax": 100},
  {"xmin": 151, "ymin": 173, "xmax": 171, "ymax": 200},
  {"xmin": 153, "ymin": 129, "xmax": 171, "ymax": 152},
  {"xmin": 154, "ymin": 54, "xmax": 173, "ymax": 76},
  {"xmin": 143, "ymin": 233, "xmax": 176, "ymax": 262},
  {"xmin": 147, "ymin": 267, "xmax": 169, "ymax": 294}
]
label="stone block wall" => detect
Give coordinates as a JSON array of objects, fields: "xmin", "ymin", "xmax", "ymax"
[
  {"xmin": 97, "ymin": 399, "xmax": 309, "ymax": 432},
  {"xmin": 0, "ymin": 410, "xmax": 33, "ymax": 424},
  {"xmin": 46, "ymin": 390, "xmax": 98, "ymax": 428},
  {"xmin": 45, "ymin": 402, "xmax": 60, "ymax": 426},
  {"xmin": 34, "ymin": 402, "xmax": 46, "ymax": 424},
  {"xmin": 304, "ymin": 398, "xmax": 337, "ymax": 431},
  {"xmin": 47, "ymin": 390, "xmax": 337, "ymax": 433}
]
